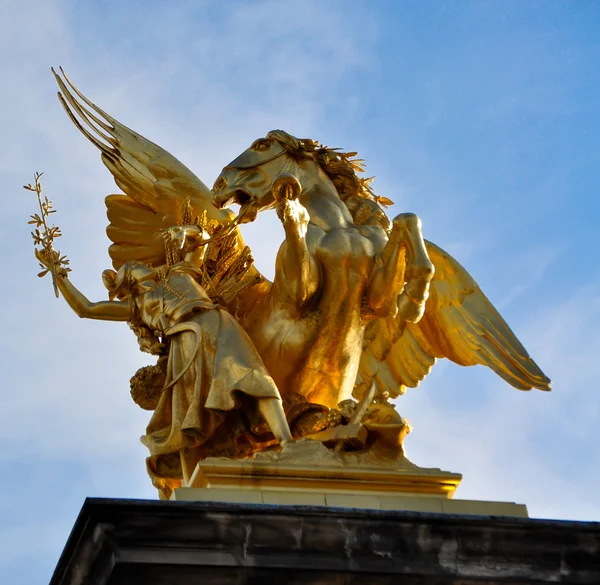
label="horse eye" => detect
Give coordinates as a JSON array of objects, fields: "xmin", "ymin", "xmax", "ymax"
[
  {"xmin": 213, "ymin": 177, "xmax": 226, "ymax": 191},
  {"xmin": 251, "ymin": 139, "xmax": 272, "ymax": 152}
]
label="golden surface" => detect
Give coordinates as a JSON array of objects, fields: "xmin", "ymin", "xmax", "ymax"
[
  {"xmin": 29, "ymin": 69, "xmax": 550, "ymax": 498},
  {"xmin": 187, "ymin": 443, "xmax": 462, "ymax": 498}
]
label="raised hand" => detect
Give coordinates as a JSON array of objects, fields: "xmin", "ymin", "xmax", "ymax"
[{"xmin": 34, "ymin": 247, "xmax": 70, "ymax": 279}]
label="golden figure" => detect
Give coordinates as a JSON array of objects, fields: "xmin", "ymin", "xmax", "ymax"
[
  {"xmin": 30, "ymin": 69, "xmax": 550, "ymax": 493},
  {"xmin": 36, "ymin": 224, "xmax": 292, "ymax": 497}
]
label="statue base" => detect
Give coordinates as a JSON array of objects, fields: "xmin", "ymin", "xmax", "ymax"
[
  {"xmin": 173, "ymin": 441, "xmax": 527, "ymax": 518},
  {"xmin": 50, "ymin": 498, "xmax": 598, "ymax": 584}
]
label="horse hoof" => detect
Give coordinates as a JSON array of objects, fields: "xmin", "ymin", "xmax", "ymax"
[{"xmin": 392, "ymin": 212, "xmax": 421, "ymax": 230}]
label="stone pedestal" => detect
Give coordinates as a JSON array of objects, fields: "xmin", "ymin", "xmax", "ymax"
[
  {"xmin": 174, "ymin": 455, "xmax": 527, "ymax": 517},
  {"xmin": 50, "ymin": 498, "xmax": 600, "ymax": 584}
]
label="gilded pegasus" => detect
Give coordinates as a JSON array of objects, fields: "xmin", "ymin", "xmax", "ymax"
[
  {"xmin": 50, "ymin": 68, "xmax": 550, "ymax": 442},
  {"xmin": 211, "ymin": 132, "xmax": 551, "ymax": 409}
]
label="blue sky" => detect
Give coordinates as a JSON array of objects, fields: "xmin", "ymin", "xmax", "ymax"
[{"xmin": 2, "ymin": 1, "xmax": 600, "ymax": 582}]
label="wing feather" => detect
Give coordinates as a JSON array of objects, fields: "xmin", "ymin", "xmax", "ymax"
[
  {"xmin": 52, "ymin": 67, "xmax": 236, "ymax": 269},
  {"xmin": 108, "ymin": 243, "xmax": 165, "ymax": 267},
  {"xmin": 374, "ymin": 365, "xmax": 401, "ymax": 397},
  {"xmin": 357, "ymin": 240, "xmax": 551, "ymax": 399},
  {"xmin": 105, "ymin": 195, "xmax": 161, "ymax": 230}
]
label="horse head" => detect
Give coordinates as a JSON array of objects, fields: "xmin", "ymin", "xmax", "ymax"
[{"xmin": 211, "ymin": 130, "xmax": 329, "ymax": 223}]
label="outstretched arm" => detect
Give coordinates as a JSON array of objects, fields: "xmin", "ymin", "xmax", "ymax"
[
  {"xmin": 58, "ymin": 277, "xmax": 131, "ymax": 321},
  {"xmin": 36, "ymin": 251, "xmax": 131, "ymax": 321}
]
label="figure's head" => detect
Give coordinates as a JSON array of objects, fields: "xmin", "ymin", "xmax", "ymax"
[
  {"xmin": 102, "ymin": 267, "xmax": 130, "ymax": 300},
  {"xmin": 102, "ymin": 262, "xmax": 152, "ymax": 299},
  {"xmin": 102, "ymin": 269, "xmax": 119, "ymax": 300}
]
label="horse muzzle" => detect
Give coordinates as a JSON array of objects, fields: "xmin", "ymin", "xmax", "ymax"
[{"xmin": 212, "ymin": 182, "xmax": 252, "ymax": 208}]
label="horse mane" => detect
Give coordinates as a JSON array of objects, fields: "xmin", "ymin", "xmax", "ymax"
[{"xmin": 267, "ymin": 129, "xmax": 392, "ymax": 231}]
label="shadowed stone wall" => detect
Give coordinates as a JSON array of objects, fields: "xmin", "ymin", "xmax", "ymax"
[{"xmin": 50, "ymin": 498, "xmax": 600, "ymax": 584}]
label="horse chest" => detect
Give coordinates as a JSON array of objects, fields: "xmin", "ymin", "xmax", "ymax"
[{"xmin": 313, "ymin": 226, "xmax": 378, "ymax": 285}]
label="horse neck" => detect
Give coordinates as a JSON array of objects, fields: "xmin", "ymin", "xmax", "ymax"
[{"xmin": 299, "ymin": 178, "xmax": 352, "ymax": 231}]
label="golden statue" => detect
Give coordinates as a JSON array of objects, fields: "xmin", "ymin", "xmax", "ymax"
[
  {"xmin": 36, "ymin": 222, "xmax": 293, "ymax": 496},
  {"xmin": 211, "ymin": 132, "xmax": 550, "ymax": 406},
  {"xmin": 29, "ymin": 68, "xmax": 550, "ymax": 499}
]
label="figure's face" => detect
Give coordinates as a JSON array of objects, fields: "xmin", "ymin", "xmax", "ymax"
[{"xmin": 211, "ymin": 137, "xmax": 292, "ymax": 223}]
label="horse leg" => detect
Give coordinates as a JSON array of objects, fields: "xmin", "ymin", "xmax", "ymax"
[
  {"xmin": 294, "ymin": 228, "xmax": 371, "ymax": 407},
  {"xmin": 395, "ymin": 214, "xmax": 435, "ymax": 323},
  {"xmin": 367, "ymin": 213, "xmax": 434, "ymax": 322},
  {"xmin": 273, "ymin": 197, "xmax": 319, "ymax": 308}
]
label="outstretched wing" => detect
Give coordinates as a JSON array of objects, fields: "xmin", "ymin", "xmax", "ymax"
[
  {"xmin": 356, "ymin": 240, "xmax": 551, "ymax": 399},
  {"xmin": 52, "ymin": 67, "xmax": 236, "ymax": 269}
]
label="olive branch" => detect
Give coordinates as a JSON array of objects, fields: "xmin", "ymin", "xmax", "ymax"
[{"xmin": 24, "ymin": 172, "xmax": 70, "ymax": 298}]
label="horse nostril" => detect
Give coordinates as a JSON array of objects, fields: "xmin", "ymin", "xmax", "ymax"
[{"xmin": 236, "ymin": 191, "xmax": 251, "ymax": 206}]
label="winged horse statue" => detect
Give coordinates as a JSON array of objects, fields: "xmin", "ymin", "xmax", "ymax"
[{"xmin": 50, "ymin": 68, "xmax": 550, "ymax": 459}]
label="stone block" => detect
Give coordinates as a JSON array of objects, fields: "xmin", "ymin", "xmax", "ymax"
[
  {"xmin": 325, "ymin": 494, "xmax": 381, "ymax": 509},
  {"xmin": 173, "ymin": 487, "xmax": 263, "ymax": 504},
  {"xmin": 49, "ymin": 498, "xmax": 600, "ymax": 584},
  {"xmin": 441, "ymin": 498, "xmax": 528, "ymax": 517},
  {"xmin": 262, "ymin": 491, "xmax": 327, "ymax": 507},
  {"xmin": 378, "ymin": 495, "xmax": 445, "ymax": 513}
]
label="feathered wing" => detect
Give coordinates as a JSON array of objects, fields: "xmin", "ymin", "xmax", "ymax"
[
  {"xmin": 356, "ymin": 240, "xmax": 551, "ymax": 399},
  {"xmin": 52, "ymin": 67, "xmax": 239, "ymax": 270}
]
